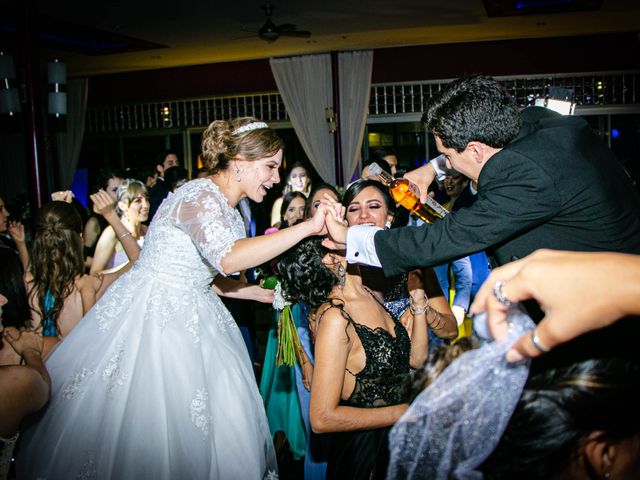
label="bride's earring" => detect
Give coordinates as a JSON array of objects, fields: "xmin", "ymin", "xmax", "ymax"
[
  {"xmin": 235, "ymin": 166, "xmax": 242, "ymax": 182},
  {"xmin": 337, "ymin": 263, "xmax": 346, "ymax": 289}
]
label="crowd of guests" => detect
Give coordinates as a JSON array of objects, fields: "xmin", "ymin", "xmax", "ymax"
[{"xmin": 0, "ymin": 74, "xmax": 639, "ymax": 480}]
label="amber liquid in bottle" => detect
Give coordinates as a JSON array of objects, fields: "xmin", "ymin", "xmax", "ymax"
[{"xmin": 368, "ymin": 162, "xmax": 449, "ymax": 223}]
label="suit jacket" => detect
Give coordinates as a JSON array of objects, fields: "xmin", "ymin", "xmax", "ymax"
[
  {"xmin": 375, "ymin": 107, "xmax": 640, "ymax": 276},
  {"xmin": 148, "ymin": 178, "xmax": 170, "ymax": 223}
]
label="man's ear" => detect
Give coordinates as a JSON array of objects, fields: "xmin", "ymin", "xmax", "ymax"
[
  {"xmin": 583, "ymin": 431, "xmax": 614, "ymax": 478},
  {"xmin": 467, "ymin": 142, "xmax": 484, "ymax": 164}
]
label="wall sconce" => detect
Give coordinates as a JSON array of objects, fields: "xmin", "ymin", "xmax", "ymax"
[
  {"xmin": 0, "ymin": 52, "xmax": 21, "ymax": 115},
  {"xmin": 48, "ymin": 59, "xmax": 67, "ymax": 117},
  {"xmin": 325, "ymin": 106, "xmax": 337, "ymax": 133}
]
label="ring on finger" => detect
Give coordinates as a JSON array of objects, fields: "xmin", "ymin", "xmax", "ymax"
[
  {"xmin": 530, "ymin": 329, "xmax": 551, "ymax": 353},
  {"xmin": 492, "ymin": 280, "xmax": 513, "ymax": 307}
]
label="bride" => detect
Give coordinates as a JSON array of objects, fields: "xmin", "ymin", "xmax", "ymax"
[{"xmin": 17, "ymin": 117, "xmax": 326, "ymax": 480}]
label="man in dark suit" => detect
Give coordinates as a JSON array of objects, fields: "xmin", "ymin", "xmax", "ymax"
[
  {"xmin": 148, "ymin": 150, "xmax": 179, "ymax": 222},
  {"xmin": 325, "ymin": 76, "xmax": 640, "ymax": 313}
]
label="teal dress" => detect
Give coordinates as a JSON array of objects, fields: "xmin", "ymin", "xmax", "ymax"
[{"xmin": 259, "ymin": 303, "xmax": 307, "ymax": 459}]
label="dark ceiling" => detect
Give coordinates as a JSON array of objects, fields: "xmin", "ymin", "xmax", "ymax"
[{"xmin": 3, "ymin": 0, "xmax": 640, "ymax": 77}]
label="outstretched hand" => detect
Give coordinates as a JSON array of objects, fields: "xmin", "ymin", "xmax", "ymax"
[
  {"xmin": 3, "ymin": 326, "xmax": 43, "ymax": 358},
  {"xmin": 51, "ymin": 190, "xmax": 74, "ymax": 203},
  {"xmin": 470, "ymin": 249, "xmax": 630, "ymax": 362},
  {"xmin": 320, "ymin": 193, "xmax": 348, "ymax": 251},
  {"xmin": 75, "ymin": 273, "xmax": 104, "ymax": 295},
  {"xmin": 307, "ymin": 201, "xmax": 328, "ymax": 236},
  {"xmin": 7, "ymin": 221, "xmax": 25, "ymax": 244},
  {"xmin": 90, "ymin": 189, "xmax": 117, "ymax": 217}
]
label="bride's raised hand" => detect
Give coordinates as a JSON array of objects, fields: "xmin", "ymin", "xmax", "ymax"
[
  {"xmin": 90, "ymin": 189, "xmax": 117, "ymax": 217},
  {"xmin": 307, "ymin": 202, "xmax": 328, "ymax": 235},
  {"xmin": 321, "ymin": 194, "xmax": 348, "ymax": 250}
]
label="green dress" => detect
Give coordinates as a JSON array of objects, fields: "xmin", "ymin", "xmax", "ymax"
[{"xmin": 259, "ymin": 303, "xmax": 307, "ymax": 459}]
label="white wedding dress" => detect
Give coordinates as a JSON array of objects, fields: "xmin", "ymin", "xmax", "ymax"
[{"xmin": 17, "ymin": 179, "xmax": 278, "ymax": 480}]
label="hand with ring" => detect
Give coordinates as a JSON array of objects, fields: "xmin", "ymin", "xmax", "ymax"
[
  {"xmin": 321, "ymin": 193, "xmax": 348, "ymax": 251},
  {"xmin": 470, "ymin": 249, "xmax": 640, "ymax": 362}
]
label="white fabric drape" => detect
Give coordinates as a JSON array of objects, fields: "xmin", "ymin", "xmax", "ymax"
[
  {"xmin": 55, "ymin": 77, "xmax": 88, "ymax": 189},
  {"xmin": 270, "ymin": 54, "xmax": 336, "ymax": 184},
  {"xmin": 338, "ymin": 50, "xmax": 373, "ymax": 184}
]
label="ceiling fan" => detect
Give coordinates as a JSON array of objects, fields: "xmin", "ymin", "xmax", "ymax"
[{"xmin": 247, "ymin": 5, "xmax": 312, "ymax": 43}]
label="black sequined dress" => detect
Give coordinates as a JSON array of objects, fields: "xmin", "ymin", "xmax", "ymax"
[{"xmin": 323, "ymin": 298, "xmax": 411, "ymax": 480}]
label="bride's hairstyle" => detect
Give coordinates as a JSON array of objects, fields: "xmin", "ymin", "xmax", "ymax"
[
  {"xmin": 28, "ymin": 201, "xmax": 84, "ymax": 329},
  {"xmin": 276, "ymin": 236, "xmax": 337, "ymax": 308},
  {"xmin": 200, "ymin": 117, "xmax": 284, "ymax": 174},
  {"xmin": 115, "ymin": 179, "xmax": 148, "ymax": 218}
]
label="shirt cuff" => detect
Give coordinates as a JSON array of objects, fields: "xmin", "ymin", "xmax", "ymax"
[
  {"xmin": 346, "ymin": 225, "xmax": 383, "ymax": 267},
  {"xmin": 451, "ymin": 305, "xmax": 466, "ymax": 326},
  {"xmin": 430, "ymin": 155, "xmax": 448, "ymax": 182}
]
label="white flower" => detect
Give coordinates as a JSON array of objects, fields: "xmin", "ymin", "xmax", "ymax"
[{"xmin": 272, "ymin": 281, "xmax": 291, "ymax": 310}]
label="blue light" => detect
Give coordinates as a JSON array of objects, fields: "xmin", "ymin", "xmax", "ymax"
[
  {"xmin": 515, "ymin": 0, "xmax": 572, "ymax": 8},
  {"xmin": 611, "ymin": 128, "xmax": 620, "ymax": 139}
]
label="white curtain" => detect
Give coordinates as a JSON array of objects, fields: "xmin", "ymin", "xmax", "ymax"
[
  {"xmin": 55, "ymin": 77, "xmax": 88, "ymax": 189},
  {"xmin": 338, "ymin": 50, "xmax": 373, "ymax": 183},
  {"xmin": 270, "ymin": 54, "xmax": 336, "ymax": 184}
]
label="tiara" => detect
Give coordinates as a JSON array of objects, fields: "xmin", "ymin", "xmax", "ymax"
[{"xmin": 232, "ymin": 121, "xmax": 269, "ymax": 135}]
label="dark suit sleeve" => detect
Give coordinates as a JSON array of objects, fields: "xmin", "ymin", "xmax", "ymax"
[{"xmin": 374, "ymin": 151, "xmax": 562, "ymax": 276}]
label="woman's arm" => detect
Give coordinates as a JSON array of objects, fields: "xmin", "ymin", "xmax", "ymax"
[
  {"xmin": 219, "ymin": 208, "xmax": 326, "ymax": 275},
  {"xmin": 89, "ymin": 225, "xmax": 117, "ymax": 274},
  {"xmin": 90, "ymin": 190, "xmax": 141, "ymax": 266},
  {"xmin": 422, "ymin": 267, "xmax": 458, "ymax": 339},
  {"xmin": 0, "ymin": 328, "xmax": 51, "ymax": 437},
  {"xmin": 211, "ymin": 276, "xmax": 275, "ymax": 304},
  {"xmin": 309, "ymin": 307, "xmax": 408, "ymax": 434},
  {"xmin": 470, "ymin": 249, "xmax": 640, "ymax": 362},
  {"xmin": 83, "ymin": 216, "xmax": 101, "ymax": 250},
  {"xmin": 404, "ymin": 269, "xmax": 429, "ymax": 368},
  {"xmin": 8, "ymin": 221, "xmax": 29, "ymax": 272}
]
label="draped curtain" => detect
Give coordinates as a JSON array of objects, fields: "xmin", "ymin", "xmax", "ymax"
[
  {"xmin": 338, "ymin": 50, "xmax": 373, "ymax": 183},
  {"xmin": 55, "ymin": 77, "xmax": 88, "ymax": 189},
  {"xmin": 270, "ymin": 54, "xmax": 336, "ymax": 184}
]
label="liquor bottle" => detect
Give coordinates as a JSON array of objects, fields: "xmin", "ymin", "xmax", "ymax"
[{"xmin": 368, "ymin": 162, "xmax": 449, "ymax": 223}]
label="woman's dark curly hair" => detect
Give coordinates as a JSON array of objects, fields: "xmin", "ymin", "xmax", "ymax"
[
  {"xmin": 276, "ymin": 236, "xmax": 337, "ymax": 308},
  {"xmin": 0, "ymin": 247, "xmax": 31, "ymax": 329},
  {"xmin": 28, "ymin": 201, "xmax": 84, "ymax": 333}
]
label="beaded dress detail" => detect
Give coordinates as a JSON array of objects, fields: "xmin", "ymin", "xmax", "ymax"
[
  {"xmin": 335, "ymin": 298, "xmax": 411, "ymax": 407},
  {"xmin": 322, "ymin": 296, "xmax": 411, "ymax": 480}
]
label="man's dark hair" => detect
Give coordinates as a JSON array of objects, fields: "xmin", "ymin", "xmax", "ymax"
[
  {"xmin": 423, "ymin": 75, "xmax": 522, "ymax": 152},
  {"xmin": 164, "ymin": 166, "xmax": 189, "ymax": 191},
  {"xmin": 135, "ymin": 161, "xmax": 158, "ymax": 182},
  {"xmin": 362, "ymin": 158, "xmax": 391, "ymax": 176},
  {"xmin": 155, "ymin": 150, "xmax": 178, "ymax": 168},
  {"xmin": 370, "ymin": 146, "xmax": 397, "ymax": 161}
]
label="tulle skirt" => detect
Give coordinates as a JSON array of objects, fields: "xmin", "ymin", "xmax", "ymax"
[{"xmin": 16, "ymin": 266, "xmax": 277, "ymax": 479}]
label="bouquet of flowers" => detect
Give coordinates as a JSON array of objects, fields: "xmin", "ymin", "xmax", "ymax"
[{"xmin": 259, "ymin": 261, "xmax": 305, "ymax": 367}]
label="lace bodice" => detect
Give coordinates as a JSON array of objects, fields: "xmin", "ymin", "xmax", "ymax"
[
  {"xmin": 323, "ymin": 299, "xmax": 411, "ymax": 408},
  {"xmin": 136, "ymin": 179, "xmax": 245, "ymax": 289}
]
